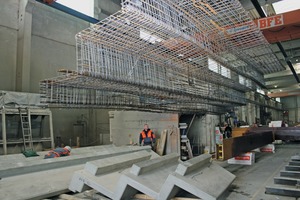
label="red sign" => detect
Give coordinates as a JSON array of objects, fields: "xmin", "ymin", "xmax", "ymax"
[{"xmin": 257, "ymin": 15, "xmax": 284, "ymax": 29}]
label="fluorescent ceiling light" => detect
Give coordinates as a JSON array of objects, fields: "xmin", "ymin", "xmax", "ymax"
[
  {"xmin": 56, "ymin": 0, "xmax": 94, "ymax": 17},
  {"xmin": 273, "ymin": 0, "xmax": 300, "ymax": 14}
]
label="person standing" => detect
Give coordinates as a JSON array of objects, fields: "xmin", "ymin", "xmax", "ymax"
[
  {"xmin": 224, "ymin": 123, "xmax": 232, "ymax": 138},
  {"xmin": 139, "ymin": 124, "xmax": 156, "ymax": 148}
]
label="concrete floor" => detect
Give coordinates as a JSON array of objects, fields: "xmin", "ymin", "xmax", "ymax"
[{"xmin": 220, "ymin": 143, "xmax": 300, "ymax": 200}]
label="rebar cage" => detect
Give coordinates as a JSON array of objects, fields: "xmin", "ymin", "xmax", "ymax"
[{"xmin": 40, "ymin": 0, "xmax": 284, "ymax": 113}]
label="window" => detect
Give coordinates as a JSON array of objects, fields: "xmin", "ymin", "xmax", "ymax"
[
  {"xmin": 273, "ymin": 0, "xmax": 300, "ymax": 14},
  {"xmin": 239, "ymin": 75, "xmax": 245, "ymax": 85},
  {"xmin": 208, "ymin": 58, "xmax": 219, "ymax": 73},
  {"xmin": 246, "ymin": 79, "xmax": 252, "ymax": 88},
  {"xmin": 256, "ymin": 87, "xmax": 265, "ymax": 95},
  {"xmin": 208, "ymin": 58, "xmax": 231, "ymax": 78},
  {"xmin": 56, "ymin": 0, "xmax": 94, "ymax": 17}
]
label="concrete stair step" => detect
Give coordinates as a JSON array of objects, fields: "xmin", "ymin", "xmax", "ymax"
[
  {"xmin": 274, "ymin": 177, "xmax": 300, "ymax": 186},
  {"xmin": 291, "ymin": 155, "xmax": 300, "ymax": 161},
  {"xmin": 280, "ymin": 170, "xmax": 300, "ymax": 178},
  {"xmin": 289, "ymin": 161, "xmax": 300, "ymax": 166},
  {"xmin": 266, "ymin": 185, "xmax": 300, "ymax": 197},
  {"xmin": 285, "ymin": 165, "xmax": 300, "ymax": 171}
]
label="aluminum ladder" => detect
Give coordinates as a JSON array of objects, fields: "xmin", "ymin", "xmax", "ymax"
[
  {"xmin": 180, "ymin": 135, "xmax": 193, "ymax": 160},
  {"xmin": 19, "ymin": 107, "xmax": 33, "ymax": 151}
]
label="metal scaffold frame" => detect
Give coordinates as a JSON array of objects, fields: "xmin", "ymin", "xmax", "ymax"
[{"xmin": 40, "ymin": 0, "xmax": 284, "ymax": 113}]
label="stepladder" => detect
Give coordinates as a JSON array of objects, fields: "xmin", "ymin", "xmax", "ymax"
[
  {"xmin": 180, "ymin": 135, "xmax": 193, "ymax": 160},
  {"xmin": 19, "ymin": 107, "xmax": 33, "ymax": 151}
]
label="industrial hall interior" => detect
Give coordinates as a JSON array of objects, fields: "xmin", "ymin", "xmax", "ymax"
[{"xmin": 2, "ymin": 0, "xmax": 300, "ymax": 199}]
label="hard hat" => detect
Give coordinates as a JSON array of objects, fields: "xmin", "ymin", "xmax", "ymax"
[{"xmin": 64, "ymin": 146, "xmax": 71, "ymax": 152}]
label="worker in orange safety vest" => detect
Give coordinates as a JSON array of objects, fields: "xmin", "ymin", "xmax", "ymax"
[
  {"xmin": 139, "ymin": 124, "xmax": 156, "ymax": 147},
  {"xmin": 44, "ymin": 146, "xmax": 71, "ymax": 159}
]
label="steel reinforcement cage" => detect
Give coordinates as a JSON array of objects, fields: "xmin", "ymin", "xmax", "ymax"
[{"xmin": 40, "ymin": 0, "xmax": 284, "ymax": 113}]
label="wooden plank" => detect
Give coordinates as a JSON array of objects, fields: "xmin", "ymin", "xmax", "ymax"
[
  {"xmin": 166, "ymin": 128, "xmax": 180, "ymax": 154},
  {"xmin": 59, "ymin": 194, "xmax": 82, "ymax": 200},
  {"xmin": 133, "ymin": 194, "xmax": 199, "ymax": 200},
  {"xmin": 156, "ymin": 130, "xmax": 167, "ymax": 156}
]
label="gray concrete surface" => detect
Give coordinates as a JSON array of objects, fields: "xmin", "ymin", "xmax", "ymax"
[
  {"xmin": 159, "ymin": 154, "xmax": 235, "ymax": 200},
  {"xmin": 0, "ymin": 145, "xmax": 155, "ymax": 200},
  {"xmin": 84, "ymin": 151, "xmax": 151, "ymax": 176},
  {"xmin": 222, "ymin": 143, "xmax": 300, "ymax": 200},
  {"xmin": 0, "ymin": 164, "xmax": 83, "ymax": 200},
  {"xmin": 0, "ymin": 0, "xmax": 114, "ymax": 151},
  {"xmin": 69, "ymin": 151, "xmax": 155, "ymax": 199},
  {"xmin": 109, "ymin": 111, "xmax": 178, "ymax": 146},
  {"xmin": 115, "ymin": 153, "xmax": 180, "ymax": 199},
  {"xmin": 0, "ymin": 145, "xmax": 151, "ymax": 178}
]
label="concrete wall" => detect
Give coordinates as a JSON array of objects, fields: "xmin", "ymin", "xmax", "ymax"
[
  {"xmin": 109, "ymin": 111, "xmax": 179, "ymax": 146},
  {"xmin": 94, "ymin": 0, "xmax": 121, "ymax": 20},
  {"xmin": 0, "ymin": 0, "xmax": 122, "ymax": 151},
  {"xmin": 30, "ymin": 2, "xmax": 89, "ymax": 92},
  {"xmin": 182, "ymin": 114, "xmax": 220, "ymax": 154},
  {"xmin": 235, "ymin": 92, "xmax": 282, "ymax": 126},
  {"xmin": 0, "ymin": 0, "xmax": 18, "ymax": 91},
  {"xmin": 282, "ymin": 96, "xmax": 300, "ymax": 125},
  {"xmin": 51, "ymin": 108, "xmax": 111, "ymax": 147}
]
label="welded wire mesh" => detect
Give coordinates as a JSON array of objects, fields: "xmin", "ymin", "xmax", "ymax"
[{"xmin": 40, "ymin": 0, "xmax": 283, "ymax": 113}]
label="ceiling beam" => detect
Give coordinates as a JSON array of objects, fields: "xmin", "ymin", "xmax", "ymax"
[
  {"xmin": 250, "ymin": 0, "xmax": 300, "ymax": 84},
  {"xmin": 266, "ymin": 78, "xmax": 299, "ymax": 87},
  {"xmin": 240, "ymin": 0, "xmax": 281, "ymax": 11},
  {"xmin": 264, "ymin": 64, "xmax": 300, "ymax": 79},
  {"xmin": 268, "ymin": 89, "xmax": 300, "ymax": 98}
]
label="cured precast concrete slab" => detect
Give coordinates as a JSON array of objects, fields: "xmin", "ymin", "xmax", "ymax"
[
  {"xmin": 114, "ymin": 153, "xmax": 180, "ymax": 199},
  {"xmin": 265, "ymin": 153, "xmax": 300, "ymax": 198},
  {"xmin": 0, "ymin": 164, "xmax": 84, "ymax": 200},
  {"xmin": 0, "ymin": 145, "xmax": 155, "ymax": 200},
  {"xmin": 159, "ymin": 154, "xmax": 236, "ymax": 200},
  {"xmin": 0, "ymin": 145, "xmax": 151, "ymax": 178},
  {"xmin": 69, "ymin": 151, "xmax": 155, "ymax": 199}
]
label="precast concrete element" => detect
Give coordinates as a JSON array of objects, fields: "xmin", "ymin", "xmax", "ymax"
[
  {"xmin": 159, "ymin": 154, "xmax": 236, "ymax": 200},
  {"xmin": 289, "ymin": 161, "xmax": 300, "ymax": 166},
  {"xmin": 0, "ymin": 164, "xmax": 84, "ymax": 200},
  {"xmin": 285, "ymin": 165, "xmax": 300, "ymax": 171},
  {"xmin": 114, "ymin": 153, "xmax": 180, "ymax": 200},
  {"xmin": 266, "ymin": 155, "xmax": 300, "ymax": 197},
  {"xmin": 0, "ymin": 145, "xmax": 151, "ymax": 178},
  {"xmin": 265, "ymin": 186, "xmax": 300, "ymax": 197},
  {"xmin": 69, "ymin": 151, "xmax": 152, "ymax": 199},
  {"xmin": 274, "ymin": 177, "xmax": 300, "ymax": 185},
  {"xmin": 0, "ymin": 146, "xmax": 154, "ymax": 200},
  {"xmin": 291, "ymin": 155, "xmax": 300, "ymax": 161},
  {"xmin": 69, "ymin": 153, "xmax": 235, "ymax": 200}
]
